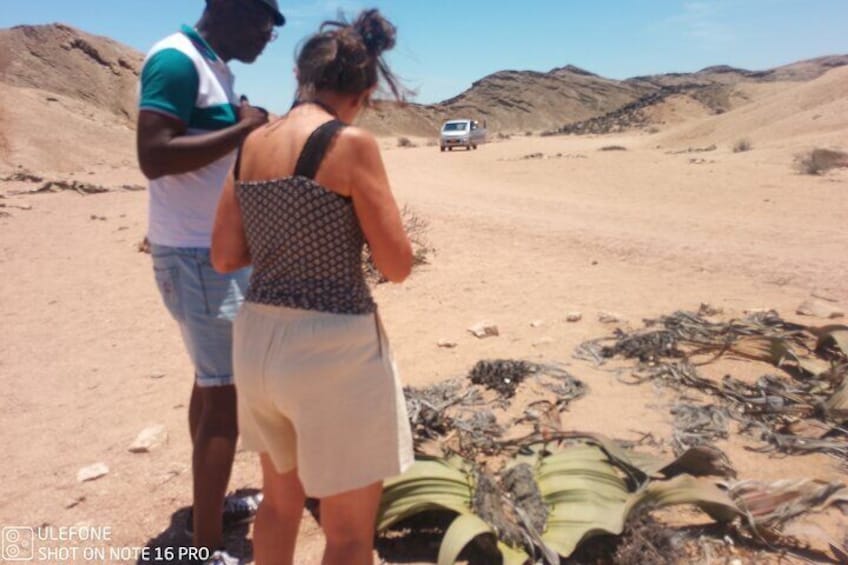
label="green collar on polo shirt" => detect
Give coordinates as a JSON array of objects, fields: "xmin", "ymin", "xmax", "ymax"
[{"xmin": 180, "ymin": 24, "xmax": 220, "ymax": 63}]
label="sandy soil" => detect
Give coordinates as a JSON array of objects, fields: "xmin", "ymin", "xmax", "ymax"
[{"xmin": 1, "ymin": 76, "xmax": 847, "ymax": 563}]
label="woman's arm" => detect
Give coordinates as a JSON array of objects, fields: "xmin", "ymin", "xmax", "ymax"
[
  {"xmin": 211, "ymin": 172, "xmax": 251, "ymax": 273},
  {"xmin": 345, "ymin": 128, "xmax": 413, "ymax": 283}
]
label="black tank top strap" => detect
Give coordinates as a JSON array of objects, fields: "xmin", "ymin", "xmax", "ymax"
[{"xmin": 293, "ymin": 119, "xmax": 347, "ymax": 180}]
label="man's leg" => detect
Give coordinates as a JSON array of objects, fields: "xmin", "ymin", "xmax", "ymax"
[
  {"xmin": 187, "ymin": 255, "xmax": 251, "ymax": 550},
  {"xmin": 153, "ymin": 246, "xmax": 251, "ymax": 550},
  {"xmin": 192, "ymin": 384, "xmax": 238, "ymax": 550},
  {"xmin": 189, "ymin": 382, "xmax": 202, "ymax": 444}
]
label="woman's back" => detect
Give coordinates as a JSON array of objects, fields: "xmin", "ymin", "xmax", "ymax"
[{"xmin": 235, "ymin": 107, "xmax": 375, "ymax": 314}]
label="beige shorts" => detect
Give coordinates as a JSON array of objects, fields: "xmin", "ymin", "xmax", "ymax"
[{"xmin": 233, "ymin": 302, "xmax": 414, "ymax": 498}]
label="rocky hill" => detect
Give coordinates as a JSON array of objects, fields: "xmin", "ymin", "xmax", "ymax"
[
  {"xmin": 361, "ymin": 55, "xmax": 848, "ymax": 137},
  {"xmin": 359, "ymin": 65, "xmax": 652, "ymax": 136},
  {"xmin": 0, "ymin": 24, "xmax": 143, "ymax": 123},
  {"xmin": 0, "ymin": 24, "xmax": 143, "ymax": 172},
  {"xmin": 0, "ymin": 22, "xmax": 845, "ymax": 170}
]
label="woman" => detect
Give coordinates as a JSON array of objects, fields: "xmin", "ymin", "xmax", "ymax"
[{"xmin": 211, "ymin": 9, "xmax": 413, "ymax": 565}]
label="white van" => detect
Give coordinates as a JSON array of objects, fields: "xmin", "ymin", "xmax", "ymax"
[{"xmin": 440, "ymin": 119, "xmax": 487, "ymax": 151}]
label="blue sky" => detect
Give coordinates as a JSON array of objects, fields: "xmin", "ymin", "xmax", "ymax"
[{"xmin": 1, "ymin": 1, "xmax": 846, "ymax": 113}]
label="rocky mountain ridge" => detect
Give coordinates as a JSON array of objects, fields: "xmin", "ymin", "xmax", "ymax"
[{"xmin": 0, "ymin": 23, "xmax": 845, "ymax": 153}]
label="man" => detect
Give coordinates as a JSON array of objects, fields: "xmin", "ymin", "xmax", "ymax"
[{"xmin": 136, "ymin": 0, "xmax": 284, "ymax": 561}]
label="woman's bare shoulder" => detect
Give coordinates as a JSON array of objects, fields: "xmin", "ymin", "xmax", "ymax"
[{"xmin": 337, "ymin": 125, "xmax": 380, "ymax": 156}]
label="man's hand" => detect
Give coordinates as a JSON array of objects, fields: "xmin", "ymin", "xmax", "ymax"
[{"xmin": 238, "ymin": 98, "xmax": 269, "ymax": 131}]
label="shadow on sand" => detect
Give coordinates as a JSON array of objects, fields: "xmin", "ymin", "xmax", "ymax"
[{"xmin": 137, "ymin": 489, "xmax": 259, "ymax": 565}]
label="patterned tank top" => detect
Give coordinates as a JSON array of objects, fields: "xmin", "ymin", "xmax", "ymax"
[{"xmin": 235, "ymin": 119, "xmax": 375, "ymax": 314}]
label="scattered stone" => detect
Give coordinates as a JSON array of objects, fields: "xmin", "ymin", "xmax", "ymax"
[
  {"xmin": 796, "ymin": 298, "xmax": 844, "ymax": 319},
  {"xmin": 0, "ymin": 202, "xmax": 33, "ymax": 211},
  {"xmin": 77, "ymin": 463, "xmax": 109, "ymax": 482},
  {"xmin": 1, "ymin": 172, "xmax": 43, "ymax": 183},
  {"xmin": 129, "ymin": 424, "xmax": 168, "ymax": 453},
  {"xmin": 811, "ymin": 290, "xmax": 838, "ymax": 303},
  {"xmin": 743, "ymin": 308, "xmax": 771, "ymax": 315},
  {"xmin": 65, "ymin": 496, "xmax": 86, "ymax": 509},
  {"xmin": 566, "ymin": 312, "xmax": 583, "ymax": 323},
  {"xmin": 436, "ymin": 339, "xmax": 457, "ymax": 349},
  {"xmin": 468, "ymin": 322, "xmax": 499, "ymax": 338},
  {"xmin": 149, "ymin": 372, "xmax": 165, "ymax": 379},
  {"xmin": 529, "ymin": 320, "xmax": 544, "ymax": 328},
  {"xmin": 532, "ymin": 337, "xmax": 555, "ymax": 347},
  {"xmin": 598, "ymin": 312, "xmax": 624, "ymax": 324},
  {"xmin": 698, "ymin": 303, "xmax": 723, "ymax": 316}
]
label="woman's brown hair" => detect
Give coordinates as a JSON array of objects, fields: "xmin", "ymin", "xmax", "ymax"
[{"xmin": 295, "ymin": 9, "xmax": 405, "ymax": 102}]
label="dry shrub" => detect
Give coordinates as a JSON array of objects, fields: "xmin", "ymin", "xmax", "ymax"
[
  {"xmin": 733, "ymin": 139, "xmax": 752, "ymax": 153},
  {"xmin": 496, "ymin": 132, "xmax": 511, "ymax": 140},
  {"xmin": 397, "ymin": 137, "xmax": 416, "ymax": 148},
  {"xmin": 425, "ymin": 139, "xmax": 438, "ymax": 147},
  {"xmin": 363, "ymin": 205, "xmax": 432, "ymax": 283},
  {"xmin": 599, "ymin": 145, "xmax": 627, "ymax": 151},
  {"xmin": 524, "ymin": 131, "xmax": 533, "ymax": 136},
  {"xmin": 794, "ymin": 148, "xmax": 848, "ymax": 175}
]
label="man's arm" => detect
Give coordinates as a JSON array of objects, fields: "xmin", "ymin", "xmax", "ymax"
[
  {"xmin": 136, "ymin": 105, "xmax": 266, "ymax": 180},
  {"xmin": 135, "ymin": 47, "xmax": 268, "ymax": 180}
]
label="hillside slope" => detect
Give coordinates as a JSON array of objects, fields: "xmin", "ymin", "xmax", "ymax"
[
  {"xmin": 659, "ymin": 65, "xmax": 848, "ymax": 149},
  {"xmin": 0, "ymin": 24, "xmax": 142, "ymax": 173}
]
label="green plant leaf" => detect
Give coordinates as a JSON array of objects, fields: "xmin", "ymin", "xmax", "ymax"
[
  {"xmin": 497, "ymin": 541, "xmax": 531, "ymax": 565},
  {"xmin": 437, "ymin": 513, "xmax": 496, "ymax": 565},
  {"xmin": 625, "ymin": 474, "xmax": 741, "ymax": 523},
  {"xmin": 379, "ymin": 457, "xmax": 474, "ymax": 531}
]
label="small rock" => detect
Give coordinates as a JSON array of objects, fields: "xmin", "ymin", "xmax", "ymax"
[
  {"xmin": 129, "ymin": 424, "xmax": 168, "ymax": 453},
  {"xmin": 149, "ymin": 373, "xmax": 166, "ymax": 379},
  {"xmin": 598, "ymin": 312, "xmax": 623, "ymax": 324},
  {"xmin": 698, "ymin": 303, "xmax": 723, "ymax": 316},
  {"xmin": 796, "ymin": 298, "xmax": 844, "ymax": 319},
  {"xmin": 436, "ymin": 339, "xmax": 457, "ymax": 349},
  {"xmin": 529, "ymin": 320, "xmax": 544, "ymax": 328},
  {"xmin": 65, "ymin": 496, "xmax": 86, "ymax": 509},
  {"xmin": 467, "ymin": 322, "xmax": 499, "ymax": 338},
  {"xmin": 743, "ymin": 308, "xmax": 770, "ymax": 315},
  {"xmin": 532, "ymin": 337, "xmax": 555, "ymax": 347},
  {"xmin": 811, "ymin": 289, "xmax": 838, "ymax": 303},
  {"xmin": 77, "ymin": 463, "xmax": 109, "ymax": 482},
  {"xmin": 566, "ymin": 312, "xmax": 582, "ymax": 322}
]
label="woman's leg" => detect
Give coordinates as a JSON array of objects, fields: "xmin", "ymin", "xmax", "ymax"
[
  {"xmin": 253, "ymin": 453, "xmax": 306, "ymax": 565},
  {"xmin": 319, "ymin": 482, "xmax": 383, "ymax": 565}
]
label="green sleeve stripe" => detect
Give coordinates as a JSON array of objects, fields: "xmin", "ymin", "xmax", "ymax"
[
  {"xmin": 139, "ymin": 48, "xmax": 199, "ymax": 124},
  {"xmin": 190, "ymin": 103, "xmax": 238, "ymax": 131}
]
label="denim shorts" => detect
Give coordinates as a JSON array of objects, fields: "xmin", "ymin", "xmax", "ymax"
[{"xmin": 151, "ymin": 244, "xmax": 250, "ymax": 387}]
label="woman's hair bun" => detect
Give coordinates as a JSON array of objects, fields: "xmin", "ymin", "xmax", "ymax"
[{"xmin": 352, "ymin": 9, "xmax": 396, "ymax": 56}]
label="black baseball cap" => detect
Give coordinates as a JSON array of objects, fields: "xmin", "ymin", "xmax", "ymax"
[
  {"xmin": 256, "ymin": 0, "xmax": 285, "ymax": 26},
  {"xmin": 206, "ymin": 0, "xmax": 286, "ymax": 26}
]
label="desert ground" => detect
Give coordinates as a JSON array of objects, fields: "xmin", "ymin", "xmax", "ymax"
[{"xmin": 1, "ymin": 63, "xmax": 847, "ymax": 564}]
